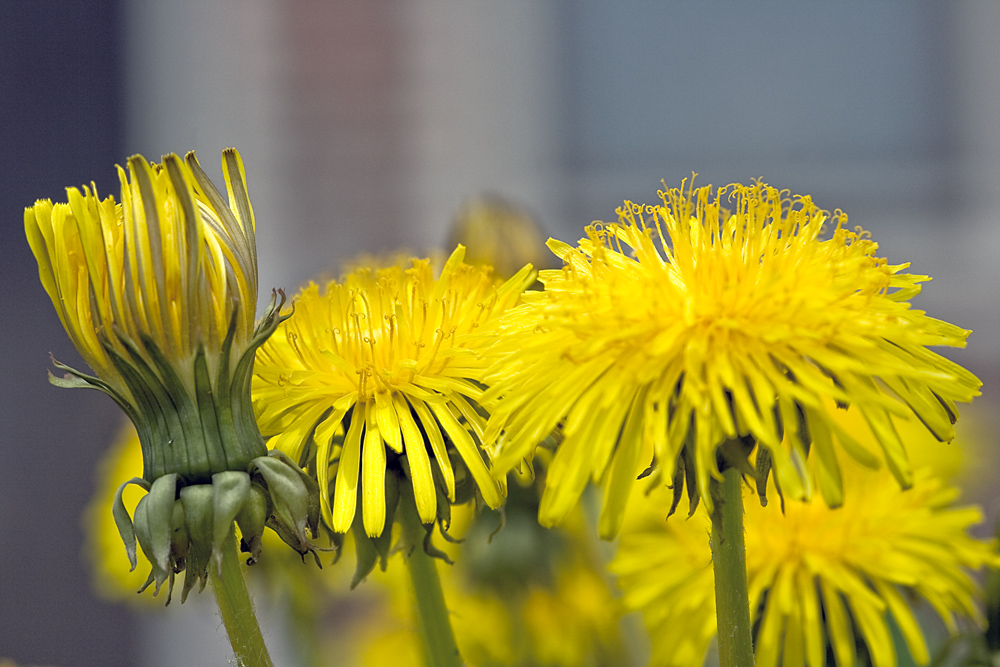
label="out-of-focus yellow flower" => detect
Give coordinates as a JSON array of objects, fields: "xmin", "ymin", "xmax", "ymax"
[
  {"xmin": 447, "ymin": 194, "xmax": 550, "ymax": 278},
  {"xmin": 354, "ymin": 482, "xmax": 625, "ymax": 667},
  {"xmin": 26, "ymin": 150, "xmax": 320, "ymax": 602},
  {"xmin": 613, "ymin": 408, "xmax": 999, "ymax": 667},
  {"xmin": 254, "ymin": 247, "xmax": 534, "ymax": 541},
  {"xmin": 484, "ymin": 181, "xmax": 981, "ymax": 538},
  {"xmin": 0, "ymin": 659, "xmax": 57, "ymax": 667}
]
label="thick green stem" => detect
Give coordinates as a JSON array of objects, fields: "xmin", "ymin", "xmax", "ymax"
[
  {"xmin": 399, "ymin": 497, "xmax": 463, "ymax": 667},
  {"xmin": 210, "ymin": 528, "xmax": 274, "ymax": 667},
  {"xmin": 710, "ymin": 465, "xmax": 755, "ymax": 667}
]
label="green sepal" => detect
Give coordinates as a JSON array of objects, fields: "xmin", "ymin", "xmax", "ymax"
[
  {"xmin": 439, "ymin": 516, "xmax": 465, "ymax": 545},
  {"xmin": 404, "ymin": 477, "xmax": 455, "ymax": 565},
  {"xmin": 421, "ymin": 522, "xmax": 454, "ymax": 565},
  {"xmin": 795, "ymin": 401, "xmax": 811, "ymax": 453},
  {"xmin": 179, "ymin": 484, "xmax": 215, "ymax": 602},
  {"xmin": 213, "ymin": 307, "xmax": 268, "ymax": 467},
  {"xmin": 169, "ymin": 499, "xmax": 189, "ymax": 568},
  {"xmin": 211, "ymin": 471, "xmax": 251, "ymax": 575},
  {"xmin": 433, "ymin": 471, "xmax": 453, "ymax": 531},
  {"xmin": 145, "ymin": 474, "xmax": 179, "ymax": 575},
  {"xmin": 133, "ymin": 333, "xmax": 206, "ymax": 478},
  {"xmin": 235, "ymin": 483, "xmax": 270, "ymax": 564},
  {"xmin": 755, "ymin": 447, "xmax": 773, "ymax": 508},
  {"xmin": 47, "ymin": 357, "xmax": 140, "ymax": 426},
  {"xmin": 250, "ymin": 290, "xmax": 291, "ymax": 345},
  {"xmin": 133, "ymin": 496, "xmax": 170, "ymax": 596},
  {"xmin": 112, "ymin": 476, "xmax": 150, "ymax": 570},
  {"xmin": 267, "ymin": 449, "xmax": 321, "ymax": 537},
  {"xmin": 251, "ymin": 455, "xmax": 313, "ymax": 555},
  {"xmin": 193, "ymin": 347, "xmax": 229, "ymax": 476},
  {"xmin": 683, "ymin": 446, "xmax": 700, "ymax": 518},
  {"xmin": 663, "ymin": 428, "xmax": 703, "ymax": 519},
  {"xmin": 666, "ymin": 460, "xmax": 685, "ymax": 519},
  {"xmin": 46, "ymin": 368, "xmax": 99, "ymax": 390},
  {"xmin": 214, "ymin": 307, "xmax": 241, "ymax": 409},
  {"xmin": 102, "ymin": 338, "xmax": 187, "ymax": 481}
]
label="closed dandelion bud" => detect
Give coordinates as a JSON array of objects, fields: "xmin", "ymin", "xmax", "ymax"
[{"xmin": 25, "ymin": 149, "xmax": 322, "ymax": 603}]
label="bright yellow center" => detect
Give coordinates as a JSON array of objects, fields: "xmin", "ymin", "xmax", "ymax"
[{"xmin": 263, "ymin": 248, "xmax": 516, "ymax": 404}]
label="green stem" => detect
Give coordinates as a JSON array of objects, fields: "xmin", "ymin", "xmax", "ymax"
[
  {"xmin": 210, "ymin": 527, "xmax": 274, "ymax": 667},
  {"xmin": 710, "ymin": 465, "xmax": 755, "ymax": 667},
  {"xmin": 399, "ymin": 496, "xmax": 463, "ymax": 667}
]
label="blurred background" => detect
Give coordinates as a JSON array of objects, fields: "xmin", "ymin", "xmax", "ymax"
[{"xmin": 2, "ymin": 1, "xmax": 998, "ymax": 664}]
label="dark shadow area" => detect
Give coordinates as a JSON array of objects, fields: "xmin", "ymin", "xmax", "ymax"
[{"xmin": 1, "ymin": 2, "xmax": 136, "ymax": 665}]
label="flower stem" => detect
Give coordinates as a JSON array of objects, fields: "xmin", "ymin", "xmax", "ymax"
[
  {"xmin": 710, "ymin": 464, "xmax": 755, "ymax": 667},
  {"xmin": 399, "ymin": 496, "xmax": 463, "ymax": 667},
  {"xmin": 210, "ymin": 527, "xmax": 274, "ymax": 667}
]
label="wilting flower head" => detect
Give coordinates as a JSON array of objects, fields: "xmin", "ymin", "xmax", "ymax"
[
  {"xmin": 26, "ymin": 150, "xmax": 320, "ymax": 601},
  {"xmin": 484, "ymin": 180, "xmax": 981, "ymax": 537},
  {"xmin": 612, "ymin": 423, "xmax": 1000, "ymax": 667},
  {"xmin": 253, "ymin": 247, "xmax": 534, "ymax": 542}
]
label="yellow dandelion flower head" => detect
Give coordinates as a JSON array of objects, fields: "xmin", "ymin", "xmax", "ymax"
[
  {"xmin": 613, "ymin": 442, "xmax": 1000, "ymax": 667},
  {"xmin": 27, "ymin": 151, "xmax": 324, "ymax": 603},
  {"xmin": 485, "ymin": 180, "xmax": 981, "ymax": 537},
  {"xmin": 24, "ymin": 149, "xmax": 285, "ymax": 483},
  {"xmin": 26, "ymin": 150, "xmax": 259, "ymax": 397},
  {"xmin": 253, "ymin": 246, "xmax": 535, "ymax": 538}
]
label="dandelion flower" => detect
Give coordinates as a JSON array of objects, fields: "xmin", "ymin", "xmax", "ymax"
[
  {"xmin": 484, "ymin": 181, "xmax": 981, "ymax": 537},
  {"xmin": 26, "ymin": 150, "xmax": 320, "ymax": 601},
  {"xmin": 612, "ymin": 425, "xmax": 1000, "ymax": 667},
  {"xmin": 253, "ymin": 247, "xmax": 534, "ymax": 539}
]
